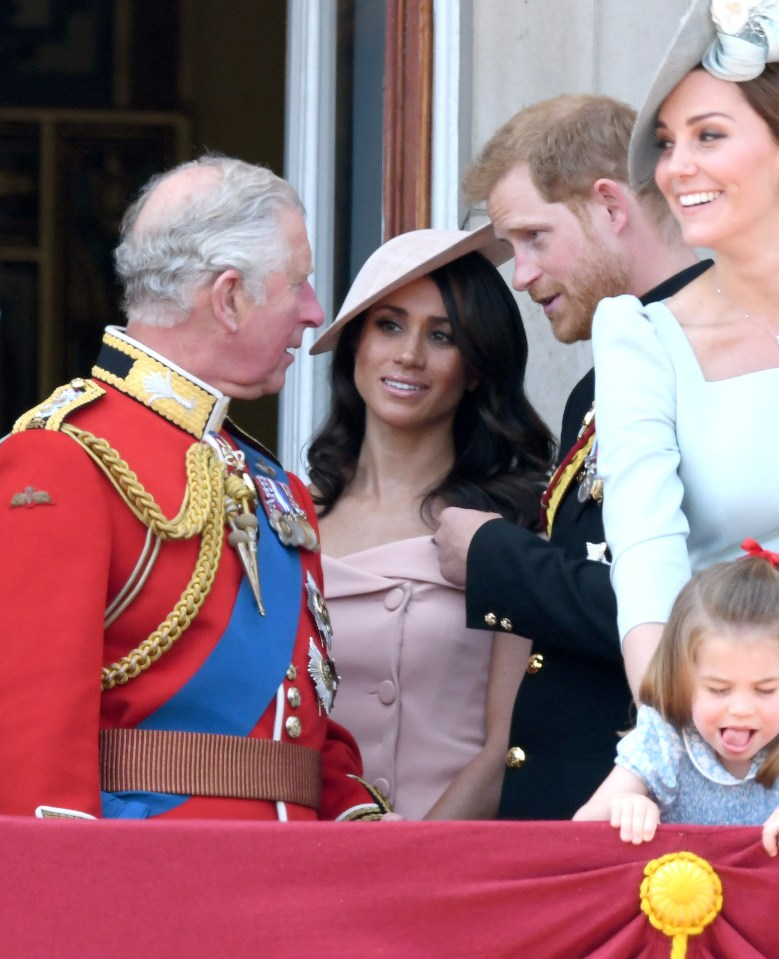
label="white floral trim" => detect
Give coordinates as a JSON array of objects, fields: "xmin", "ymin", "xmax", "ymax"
[
  {"xmin": 712, "ymin": 0, "xmax": 754, "ymax": 35},
  {"xmin": 705, "ymin": 0, "xmax": 779, "ymax": 81}
]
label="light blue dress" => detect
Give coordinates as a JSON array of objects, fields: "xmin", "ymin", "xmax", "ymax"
[
  {"xmin": 617, "ymin": 706, "xmax": 779, "ymax": 825},
  {"xmin": 592, "ymin": 295, "xmax": 779, "ymax": 639}
]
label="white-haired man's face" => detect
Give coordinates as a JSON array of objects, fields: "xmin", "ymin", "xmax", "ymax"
[{"xmin": 225, "ymin": 207, "xmax": 324, "ymax": 399}]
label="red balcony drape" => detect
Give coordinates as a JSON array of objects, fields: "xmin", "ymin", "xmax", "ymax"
[{"xmin": 1, "ymin": 817, "xmax": 775, "ymax": 958}]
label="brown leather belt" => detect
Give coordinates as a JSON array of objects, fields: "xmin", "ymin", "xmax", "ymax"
[{"xmin": 100, "ymin": 728, "xmax": 322, "ymax": 809}]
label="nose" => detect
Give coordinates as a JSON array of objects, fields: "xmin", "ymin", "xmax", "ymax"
[
  {"xmin": 397, "ymin": 329, "xmax": 426, "ymax": 367},
  {"xmin": 663, "ymin": 141, "xmax": 697, "ymax": 180},
  {"xmin": 727, "ymin": 693, "xmax": 755, "ymax": 719},
  {"xmin": 299, "ymin": 281, "xmax": 325, "ymax": 328},
  {"xmin": 511, "ymin": 251, "xmax": 542, "ymax": 293}
]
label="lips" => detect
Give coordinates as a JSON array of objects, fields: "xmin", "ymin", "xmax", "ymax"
[
  {"xmin": 382, "ymin": 378, "xmax": 425, "ymax": 393},
  {"xmin": 531, "ymin": 291, "xmax": 560, "ymax": 316},
  {"xmin": 678, "ymin": 190, "xmax": 721, "ymax": 208}
]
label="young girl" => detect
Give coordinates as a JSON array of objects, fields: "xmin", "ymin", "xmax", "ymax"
[{"xmin": 573, "ymin": 548, "xmax": 779, "ymax": 856}]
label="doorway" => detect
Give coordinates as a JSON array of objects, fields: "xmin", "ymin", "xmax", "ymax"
[{"xmin": 0, "ymin": 0, "xmax": 287, "ymax": 445}]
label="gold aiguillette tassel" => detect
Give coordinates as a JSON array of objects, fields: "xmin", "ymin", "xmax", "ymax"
[
  {"xmin": 227, "ymin": 502, "xmax": 265, "ymax": 616},
  {"xmin": 221, "ymin": 461, "xmax": 265, "ymax": 616},
  {"xmin": 205, "ymin": 435, "xmax": 265, "ymax": 616}
]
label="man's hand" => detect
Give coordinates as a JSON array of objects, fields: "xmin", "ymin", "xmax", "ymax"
[{"xmin": 434, "ymin": 507, "xmax": 501, "ymax": 587}]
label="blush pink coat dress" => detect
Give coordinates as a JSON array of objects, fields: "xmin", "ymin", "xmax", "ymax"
[{"xmin": 323, "ymin": 536, "xmax": 494, "ymax": 819}]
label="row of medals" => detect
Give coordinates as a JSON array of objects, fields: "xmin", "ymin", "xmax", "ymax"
[
  {"xmin": 576, "ymin": 407, "xmax": 603, "ymax": 504},
  {"xmin": 577, "ymin": 445, "xmax": 603, "ymax": 504}
]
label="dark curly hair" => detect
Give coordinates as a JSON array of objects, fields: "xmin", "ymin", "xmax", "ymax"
[{"xmin": 307, "ymin": 250, "xmax": 556, "ymax": 529}]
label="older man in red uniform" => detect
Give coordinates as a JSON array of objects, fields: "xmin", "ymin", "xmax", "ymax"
[{"xmin": 0, "ymin": 156, "xmax": 386, "ymax": 821}]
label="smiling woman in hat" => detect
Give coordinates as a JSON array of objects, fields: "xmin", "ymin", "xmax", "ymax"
[
  {"xmin": 591, "ymin": 0, "xmax": 779, "ymax": 702},
  {"xmin": 307, "ymin": 227, "xmax": 554, "ymax": 819}
]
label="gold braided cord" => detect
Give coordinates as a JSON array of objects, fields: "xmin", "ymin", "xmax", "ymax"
[
  {"xmin": 61, "ymin": 425, "xmax": 217, "ymax": 539},
  {"xmin": 100, "ymin": 495, "xmax": 224, "ymax": 690},
  {"xmin": 58, "ymin": 426, "xmax": 230, "ymax": 691}
]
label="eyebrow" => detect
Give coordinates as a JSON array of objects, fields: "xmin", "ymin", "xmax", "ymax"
[
  {"xmin": 698, "ymin": 672, "xmax": 779, "ymax": 684},
  {"xmin": 655, "ymin": 111, "xmax": 735, "ymax": 130},
  {"xmin": 497, "ymin": 221, "xmax": 551, "ymax": 236},
  {"xmin": 369, "ymin": 303, "xmax": 451, "ymax": 323}
]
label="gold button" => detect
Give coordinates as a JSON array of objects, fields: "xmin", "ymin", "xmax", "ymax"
[
  {"xmin": 484, "ymin": 612, "xmax": 497, "ymax": 627},
  {"xmin": 527, "ymin": 653, "xmax": 544, "ymax": 674},
  {"xmin": 506, "ymin": 746, "xmax": 526, "ymax": 769},
  {"xmin": 286, "ymin": 665, "xmax": 297, "ymax": 681},
  {"xmin": 285, "ymin": 716, "xmax": 302, "ymax": 738},
  {"xmin": 500, "ymin": 617, "xmax": 513, "ymax": 632},
  {"xmin": 287, "ymin": 687, "xmax": 301, "ymax": 708}
]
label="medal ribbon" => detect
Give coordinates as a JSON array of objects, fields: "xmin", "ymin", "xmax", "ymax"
[{"xmin": 540, "ymin": 421, "xmax": 595, "ymax": 536}]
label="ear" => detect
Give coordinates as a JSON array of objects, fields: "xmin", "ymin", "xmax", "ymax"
[
  {"xmin": 210, "ymin": 269, "xmax": 245, "ymax": 333},
  {"xmin": 590, "ymin": 178, "xmax": 630, "ymax": 235}
]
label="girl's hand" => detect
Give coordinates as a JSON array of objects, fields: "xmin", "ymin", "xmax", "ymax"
[
  {"xmin": 762, "ymin": 806, "xmax": 779, "ymax": 856},
  {"xmin": 610, "ymin": 793, "xmax": 660, "ymax": 845}
]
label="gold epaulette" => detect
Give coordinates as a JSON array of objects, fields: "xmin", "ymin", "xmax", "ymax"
[{"xmin": 13, "ymin": 378, "xmax": 105, "ymax": 433}]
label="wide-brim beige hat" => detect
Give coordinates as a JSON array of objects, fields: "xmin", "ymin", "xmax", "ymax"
[
  {"xmin": 629, "ymin": 0, "xmax": 717, "ymax": 189},
  {"xmin": 309, "ymin": 224, "xmax": 512, "ymax": 354}
]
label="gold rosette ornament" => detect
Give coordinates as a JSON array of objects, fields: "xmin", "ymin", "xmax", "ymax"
[{"xmin": 640, "ymin": 852, "xmax": 723, "ymax": 959}]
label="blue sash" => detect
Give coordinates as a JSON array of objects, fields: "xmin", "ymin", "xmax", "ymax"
[{"xmin": 103, "ymin": 439, "xmax": 301, "ymax": 817}]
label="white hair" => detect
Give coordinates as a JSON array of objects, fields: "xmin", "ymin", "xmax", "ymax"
[{"xmin": 114, "ymin": 155, "xmax": 305, "ymax": 327}]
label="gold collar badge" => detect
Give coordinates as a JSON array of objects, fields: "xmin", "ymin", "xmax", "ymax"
[{"xmin": 92, "ymin": 329, "xmax": 229, "ymax": 439}]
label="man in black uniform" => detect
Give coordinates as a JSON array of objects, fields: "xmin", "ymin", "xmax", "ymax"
[{"xmin": 434, "ymin": 94, "xmax": 711, "ymax": 819}]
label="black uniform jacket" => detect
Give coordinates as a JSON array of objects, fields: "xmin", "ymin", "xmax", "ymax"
[{"xmin": 465, "ymin": 261, "xmax": 713, "ymax": 820}]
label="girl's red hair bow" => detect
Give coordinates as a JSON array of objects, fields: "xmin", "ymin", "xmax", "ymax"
[{"xmin": 741, "ymin": 538, "xmax": 779, "ymax": 568}]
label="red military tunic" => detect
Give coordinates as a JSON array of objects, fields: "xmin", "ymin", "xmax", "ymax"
[{"xmin": 0, "ymin": 327, "xmax": 381, "ymax": 821}]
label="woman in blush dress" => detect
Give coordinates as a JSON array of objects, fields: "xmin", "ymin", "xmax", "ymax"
[
  {"xmin": 307, "ymin": 226, "xmax": 555, "ymax": 819},
  {"xmin": 592, "ymin": 0, "xmax": 779, "ymax": 702}
]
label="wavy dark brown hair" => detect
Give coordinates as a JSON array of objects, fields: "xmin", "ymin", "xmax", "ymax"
[{"xmin": 307, "ymin": 250, "xmax": 555, "ymax": 528}]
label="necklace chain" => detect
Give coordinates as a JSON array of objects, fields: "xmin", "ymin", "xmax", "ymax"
[{"xmin": 715, "ymin": 286, "xmax": 779, "ymax": 346}]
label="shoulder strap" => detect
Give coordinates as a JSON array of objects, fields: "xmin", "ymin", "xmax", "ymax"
[{"xmin": 13, "ymin": 378, "xmax": 105, "ymax": 433}]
